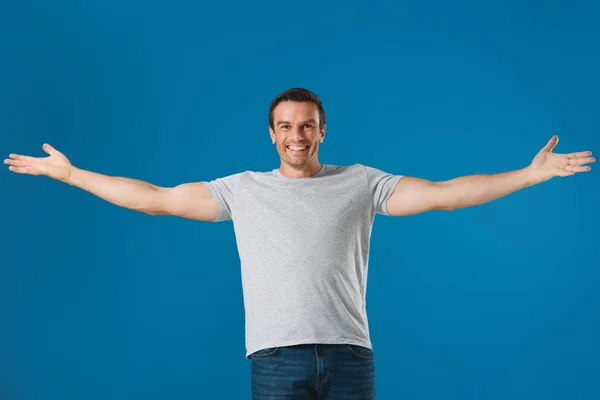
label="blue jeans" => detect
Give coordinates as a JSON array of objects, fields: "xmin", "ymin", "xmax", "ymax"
[{"xmin": 249, "ymin": 343, "xmax": 376, "ymax": 399}]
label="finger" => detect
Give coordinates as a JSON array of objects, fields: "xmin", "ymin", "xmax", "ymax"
[
  {"xmin": 557, "ymin": 169, "xmax": 575, "ymax": 177},
  {"xmin": 568, "ymin": 156, "xmax": 596, "ymax": 166},
  {"xmin": 5, "ymin": 156, "xmax": 35, "ymax": 166},
  {"xmin": 4, "ymin": 158, "xmax": 32, "ymax": 167},
  {"xmin": 567, "ymin": 151, "xmax": 592, "ymax": 159},
  {"xmin": 543, "ymin": 135, "xmax": 559, "ymax": 152},
  {"xmin": 8, "ymin": 166, "xmax": 30, "ymax": 174},
  {"xmin": 565, "ymin": 165, "xmax": 592, "ymax": 173},
  {"xmin": 42, "ymin": 143, "xmax": 57, "ymax": 156},
  {"xmin": 4, "ymin": 158, "xmax": 23, "ymax": 167},
  {"xmin": 7, "ymin": 154, "xmax": 35, "ymax": 162}
]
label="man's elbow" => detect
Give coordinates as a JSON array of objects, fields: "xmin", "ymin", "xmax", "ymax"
[
  {"xmin": 435, "ymin": 203, "xmax": 456, "ymax": 211},
  {"xmin": 436, "ymin": 182, "xmax": 457, "ymax": 211},
  {"xmin": 146, "ymin": 209, "xmax": 167, "ymax": 216}
]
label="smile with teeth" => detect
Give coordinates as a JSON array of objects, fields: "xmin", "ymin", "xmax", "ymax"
[{"xmin": 287, "ymin": 145, "xmax": 309, "ymax": 153}]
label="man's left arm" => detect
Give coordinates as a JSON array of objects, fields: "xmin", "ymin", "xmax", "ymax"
[{"xmin": 386, "ymin": 136, "xmax": 595, "ymax": 216}]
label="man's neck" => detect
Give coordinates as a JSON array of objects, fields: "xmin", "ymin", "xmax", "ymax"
[{"xmin": 278, "ymin": 161, "xmax": 323, "ymax": 178}]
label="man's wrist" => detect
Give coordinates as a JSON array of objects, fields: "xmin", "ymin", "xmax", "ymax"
[
  {"xmin": 64, "ymin": 166, "xmax": 78, "ymax": 186},
  {"xmin": 523, "ymin": 165, "xmax": 547, "ymax": 186}
]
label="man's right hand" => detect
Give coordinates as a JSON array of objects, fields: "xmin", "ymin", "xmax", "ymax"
[{"xmin": 4, "ymin": 143, "xmax": 73, "ymax": 183}]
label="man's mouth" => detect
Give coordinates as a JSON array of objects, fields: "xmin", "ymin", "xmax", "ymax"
[{"xmin": 286, "ymin": 145, "xmax": 309, "ymax": 154}]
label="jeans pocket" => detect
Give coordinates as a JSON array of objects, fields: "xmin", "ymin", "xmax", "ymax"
[
  {"xmin": 249, "ymin": 346, "xmax": 280, "ymax": 359},
  {"xmin": 345, "ymin": 344, "xmax": 374, "ymax": 360}
]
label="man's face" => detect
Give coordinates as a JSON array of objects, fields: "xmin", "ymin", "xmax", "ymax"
[{"xmin": 269, "ymin": 101, "xmax": 325, "ymax": 169}]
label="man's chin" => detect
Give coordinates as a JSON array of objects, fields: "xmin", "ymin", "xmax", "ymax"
[{"xmin": 282, "ymin": 157, "xmax": 311, "ymax": 169}]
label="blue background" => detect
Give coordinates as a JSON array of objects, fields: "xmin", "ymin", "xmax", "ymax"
[{"xmin": 1, "ymin": 0, "xmax": 598, "ymax": 399}]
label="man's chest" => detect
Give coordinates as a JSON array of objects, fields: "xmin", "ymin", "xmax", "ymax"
[{"xmin": 232, "ymin": 181, "xmax": 371, "ymax": 249}]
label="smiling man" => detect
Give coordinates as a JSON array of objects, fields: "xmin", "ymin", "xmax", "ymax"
[
  {"xmin": 270, "ymin": 99, "xmax": 324, "ymax": 177},
  {"xmin": 4, "ymin": 88, "xmax": 595, "ymax": 400}
]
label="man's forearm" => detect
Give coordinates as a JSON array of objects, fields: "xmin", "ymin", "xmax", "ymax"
[
  {"xmin": 440, "ymin": 167, "xmax": 538, "ymax": 211},
  {"xmin": 67, "ymin": 167, "xmax": 164, "ymax": 214}
]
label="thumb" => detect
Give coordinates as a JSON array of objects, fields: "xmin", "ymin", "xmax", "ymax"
[
  {"xmin": 542, "ymin": 135, "xmax": 559, "ymax": 152},
  {"xmin": 42, "ymin": 143, "xmax": 56, "ymax": 155}
]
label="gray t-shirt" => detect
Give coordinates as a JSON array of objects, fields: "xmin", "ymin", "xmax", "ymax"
[{"xmin": 203, "ymin": 163, "xmax": 402, "ymax": 359}]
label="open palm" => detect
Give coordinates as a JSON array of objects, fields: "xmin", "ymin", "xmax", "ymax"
[
  {"xmin": 4, "ymin": 143, "xmax": 73, "ymax": 183},
  {"xmin": 529, "ymin": 135, "xmax": 594, "ymax": 183}
]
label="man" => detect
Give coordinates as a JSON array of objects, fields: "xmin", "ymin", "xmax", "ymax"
[{"xmin": 4, "ymin": 88, "xmax": 594, "ymax": 399}]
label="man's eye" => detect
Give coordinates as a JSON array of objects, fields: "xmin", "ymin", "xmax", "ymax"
[{"xmin": 303, "ymin": 124, "xmax": 313, "ymax": 129}]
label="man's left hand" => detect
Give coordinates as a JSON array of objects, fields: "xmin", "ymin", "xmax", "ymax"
[{"xmin": 527, "ymin": 135, "xmax": 594, "ymax": 184}]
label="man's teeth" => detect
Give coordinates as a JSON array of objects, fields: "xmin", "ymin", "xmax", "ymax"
[{"xmin": 288, "ymin": 146, "xmax": 308, "ymax": 150}]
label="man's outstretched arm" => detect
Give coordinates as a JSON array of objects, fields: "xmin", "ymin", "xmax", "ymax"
[
  {"xmin": 386, "ymin": 136, "xmax": 595, "ymax": 216},
  {"xmin": 4, "ymin": 143, "xmax": 219, "ymax": 221}
]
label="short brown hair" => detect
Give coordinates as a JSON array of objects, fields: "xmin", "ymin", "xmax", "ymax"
[{"xmin": 268, "ymin": 88, "xmax": 326, "ymax": 130}]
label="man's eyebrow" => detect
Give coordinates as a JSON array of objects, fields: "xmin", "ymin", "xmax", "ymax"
[{"xmin": 276, "ymin": 119, "xmax": 317, "ymax": 126}]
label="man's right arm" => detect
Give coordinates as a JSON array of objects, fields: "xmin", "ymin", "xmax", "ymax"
[
  {"xmin": 5, "ymin": 143, "xmax": 219, "ymax": 222},
  {"xmin": 68, "ymin": 167, "xmax": 219, "ymax": 221}
]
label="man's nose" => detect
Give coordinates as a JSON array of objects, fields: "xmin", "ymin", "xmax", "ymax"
[{"xmin": 290, "ymin": 126, "xmax": 304, "ymax": 141}]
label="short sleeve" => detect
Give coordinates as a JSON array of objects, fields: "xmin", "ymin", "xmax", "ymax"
[
  {"xmin": 363, "ymin": 165, "xmax": 403, "ymax": 216},
  {"xmin": 203, "ymin": 172, "xmax": 244, "ymax": 222}
]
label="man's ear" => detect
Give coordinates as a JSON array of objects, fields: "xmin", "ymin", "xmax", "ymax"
[
  {"xmin": 320, "ymin": 124, "xmax": 326, "ymax": 143},
  {"xmin": 269, "ymin": 126, "xmax": 275, "ymax": 144}
]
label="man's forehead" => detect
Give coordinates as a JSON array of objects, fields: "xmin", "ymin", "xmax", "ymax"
[{"xmin": 273, "ymin": 101, "xmax": 319, "ymax": 120}]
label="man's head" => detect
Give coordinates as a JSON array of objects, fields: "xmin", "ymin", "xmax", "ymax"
[{"xmin": 268, "ymin": 88, "xmax": 326, "ymax": 171}]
